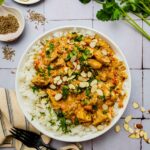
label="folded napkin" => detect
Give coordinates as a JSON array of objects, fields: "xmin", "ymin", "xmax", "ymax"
[{"xmin": 0, "ymin": 88, "xmax": 80, "ymax": 150}]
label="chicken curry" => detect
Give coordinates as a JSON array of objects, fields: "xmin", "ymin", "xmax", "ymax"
[{"xmin": 31, "ymin": 31, "xmax": 128, "ymax": 132}]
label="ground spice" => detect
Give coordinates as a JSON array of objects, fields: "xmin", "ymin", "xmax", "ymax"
[
  {"xmin": 0, "ymin": 14, "xmax": 19, "ymax": 34},
  {"xmin": 2, "ymin": 45, "xmax": 15, "ymax": 61},
  {"xmin": 27, "ymin": 9, "xmax": 47, "ymax": 29}
]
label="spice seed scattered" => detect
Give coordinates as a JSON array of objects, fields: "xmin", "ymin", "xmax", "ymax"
[
  {"xmin": 115, "ymin": 125, "xmax": 121, "ymax": 133},
  {"xmin": 27, "ymin": 9, "xmax": 47, "ymax": 29},
  {"xmin": 125, "ymin": 115, "xmax": 132, "ymax": 123},
  {"xmin": 2, "ymin": 45, "xmax": 15, "ymax": 61},
  {"xmin": 132, "ymin": 102, "xmax": 139, "ymax": 109}
]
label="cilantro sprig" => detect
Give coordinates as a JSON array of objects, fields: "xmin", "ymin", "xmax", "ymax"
[{"xmin": 79, "ymin": 0, "xmax": 150, "ymax": 41}]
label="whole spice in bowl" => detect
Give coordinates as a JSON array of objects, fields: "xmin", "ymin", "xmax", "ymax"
[{"xmin": 0, "ymin": 14, "xmax": 19, "ymax": 34}]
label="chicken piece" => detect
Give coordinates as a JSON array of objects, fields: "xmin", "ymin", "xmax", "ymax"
[
  {"xmin": 75, "ymin": 107, "xmax": 92, "ymax": 123},
  {"xmin": 94, "ymin": 50, "xmax": 110, "ymax": 65},
  {"xmin": 93, "ymin": 50, "xmax": 103, "ymax": 62},
  {"xmin": 53, "ymin": 58, "xmax": 65, "ymax": 68},
  {"xmin": 47, "ymin": 89, "xmax": 61, "ymax": 109},
  {"xmin": 50, "ymin": 67, "xmax": 66, "ymax": 77},
  {"xmin": 49, "ymin": 50, "xmax": 58, "ymax": 62},
  {"xmin": 32, "ymin": 75, "xmax": 49, "ymax": 87},
  {"xmin": 88, "ymin": 59, "xmax": 102, "ymax": 69},
  {"xmin": 89, "ymin": 94, "xmax": 98, "ymax": 105},
  {"xmin": 97, "ymin": 72, "xmax": 108, "ymax": 81},
  {"xmin": 93, "ymin": 109, "xmax": 108, "ymax": 126}
]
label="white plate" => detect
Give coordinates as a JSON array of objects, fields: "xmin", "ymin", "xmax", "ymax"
[
  {"xmin": 14, "ymin": 0, "xmax": 41, "ymax": 5},
  {"xmin": 16, "ymin": 26, "xmax": 131, "ymax": 142}
]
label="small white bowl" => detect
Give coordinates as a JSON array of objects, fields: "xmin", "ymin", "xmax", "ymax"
[
  {"xmin": 0, "ymin": 5, "xmax": 25, "ymax": 42},
  {"xmin": 14, "ymin": 0, "xmax": 41, "ymax": 5},
  {"xmin": 16, "ymin": 26, "xmax": 131, "ymax": 142}
]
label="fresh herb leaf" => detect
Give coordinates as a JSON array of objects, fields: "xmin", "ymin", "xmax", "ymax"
[
  {"xmin": 56, "ymin": 110, "xmax": 70, "ymax": 133},
  {"xmin": 81, "ymin": 99, "xmax": 89, "ymax": 105},
  {"xmin": 79, "ymin": 0, "xmax": 91, "ymax": 4},
  {"xmin": 85, "ymin": 88, "xmax": 90, "ymax": 97},
  {"xmin": 66, "ymin": 50, "xmax": 77, "ymax": 61},
  {"xmin": 103, "ymin": 110, "xmax": 108, "ymax": 114},
  {"xmin": 62, "ymin": 86, "xmax": 69, "ymax": 99},
  {"xmin": 74, "ymin": 117, "xmax": 79, "ymax": 125},
  {"xmin": 49, "ymin": 43, "xmax": 54, "ymax": 50},
  {"xmin": 80, "ymin": 49, "xmax": 91, "ymax": 61},
  {"xmin": 56, "ymin": 109, "xmax": 64, "ymax": 118},
  {"xmin": 99, "ymin": 95, "xmax": 106, "ymax": 101},
  {"xmin": 31, "ymin": 86, "xmax": 39, "ymax": 93},
  {"xmin": 96, "ymin": 0, "xmax": 122, "ymax": 21},
  {"xmin": 49, "ymin": 120, "xmax": 56, "ymax": 126},
  {"xmin": 59, "ymin": 117, "xmax": 70, "ymax": 133},
  {"xmin": 92, "ymin": 105, "xmax": 98, "ymax": 110},
  {"xmin": 74, "ymin": 35, "xmax": 83, "ymax": 42},
  {"xmin": 95, "ymin": 0, "xmax": 150, "ymax": 40},
  {"xmin": 47, "ymin": 66, "xmax": 52, "ymax": 76}
]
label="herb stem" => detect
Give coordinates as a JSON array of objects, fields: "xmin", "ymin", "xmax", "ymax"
[
  {"xmin": 126, "ymin": 18, "xmax": 150, "ymax": 41},
  {"xmin": 121, "ymin": 9, "xmax": 150, "ymax": 41},
  {"xmin": 133, "ymin": 13, "xmax": 150, "ymax": 26}
]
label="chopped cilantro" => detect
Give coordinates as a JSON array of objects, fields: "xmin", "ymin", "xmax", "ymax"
[
  {"xmin": 92, "ymin": 105, "xmax": 98, "ymax": 110},
  {"xmin": 66, "ymin": 50, "xmax": 77, "ymax": 61},
  {"xmin": 46, "ymin": 43, "xmax": 54, "ymax": 56},
  {"xmin": 56, "ymin": 110, "xmax": 71, "ymax": 133},
  {"xmin": 103, "ymin": 110, "xmax": 108, "ymax": 114},
  {"xmin": 49, "ymin": 120, "xmax": 56, "ymax": 126},
  {"xmin": 59, "ymin": 117, "xmax": 71, "ymax": 133},
  {"xmin": 31, "ymin": 86, "xmax": 39, "ymax": 93},
  {"xmin": 47, "ymin": 66, "xmax": 52, "ymax": 76},
  {"xmin": 80, "ymin": 53, "xmax": 88, "ymax": 61},
  {"xmin": 74, "ymin": 117, "xmax": 79, "ymax": 125},
  {"xmin": 74, "ymin": 86, "xmax": 82, "ymax": 94},
  {"xmin": 84, "ymin": 49, "xmax": 91, "ymax": 55},
  {"xmin": 49, "ymin": 43, "xmax": 54, "ymax": 50},
  {"xmin": 80, "ymin": 49, "xmax": 91, "ymax": 61},
  {"xmin": 85, "ymin": 88, "xmax": 90, "ymax": 97},
  {"xmin": 81, "ymin": 99, "xmax": 89, "ymax": 105},
  {"xmin": 62, "ymin": 86, "xmax": 69, "ymax": 99},
  {"xmin": 99, "ymin": 95, "xmax": 106, "ymax": 101},
  {"xmin": 74, "ymin": 35, "xmax": 83, "ymax": 42}
]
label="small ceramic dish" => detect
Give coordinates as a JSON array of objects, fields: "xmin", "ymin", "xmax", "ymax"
[
  {"xmin": 0, "ymin": 5, "xmax": 25, "ymax": 42},
  {"xmin": 14, "ymin": 0, "xmax": 41, "ymax": 5}
]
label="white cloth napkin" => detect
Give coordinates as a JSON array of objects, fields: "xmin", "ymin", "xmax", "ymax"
[{"xmin": 0, "ymin": 88, "xmax": 80, "ymax": 150}]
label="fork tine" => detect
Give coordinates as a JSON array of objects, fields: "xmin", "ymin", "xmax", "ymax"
[
  {"xmin": 12, "ymin": 128, "xmax": 30, "ymax": 139},
  {"xmin": 10, "ymin": 128, "xmax": 31, "ymax": 143},
  {"xmin": 10, "ymin": 129, "xmax": 32, "ymax": 147}
]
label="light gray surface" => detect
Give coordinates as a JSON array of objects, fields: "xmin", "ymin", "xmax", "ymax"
[{"xmin": 0, "ymin": 0, "xmax": 150, "ymax": 149}]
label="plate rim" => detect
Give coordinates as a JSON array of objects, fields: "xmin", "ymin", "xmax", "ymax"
[{"xmin": 15, "ymin": 25, "xmax": 131, "ymax": 142}]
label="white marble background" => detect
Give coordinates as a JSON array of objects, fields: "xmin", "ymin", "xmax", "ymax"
[{"xmin": 0, "ymin": 0, "xmax": 150, "ymax": 149}]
